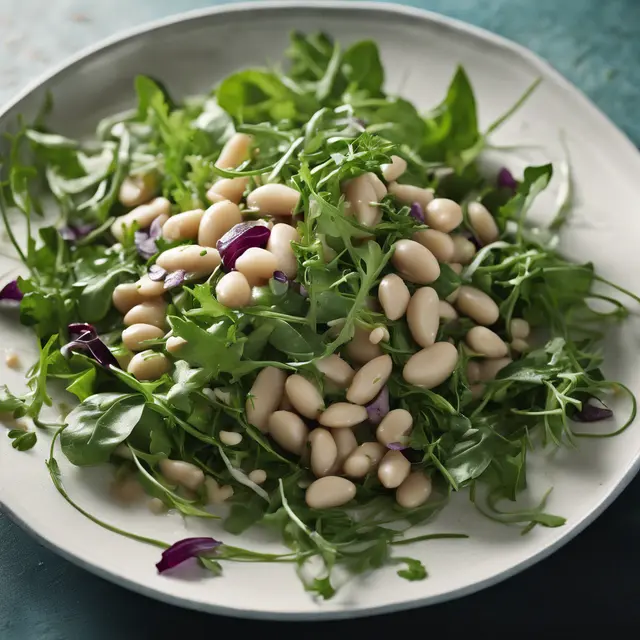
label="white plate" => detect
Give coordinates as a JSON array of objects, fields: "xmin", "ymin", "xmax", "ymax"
[{"xmin": 1, "ymin": 0, "xmax": 640, "ymax": 621}]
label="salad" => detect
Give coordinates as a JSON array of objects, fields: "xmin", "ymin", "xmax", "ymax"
[{"xmin": 0, "ymin": 32, "xmax": 636, "ymax": 598}]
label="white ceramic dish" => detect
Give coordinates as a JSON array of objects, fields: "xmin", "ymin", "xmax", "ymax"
[{"xmin": 1, "ymin": 0, "xmax": 640, "ymax": 621}]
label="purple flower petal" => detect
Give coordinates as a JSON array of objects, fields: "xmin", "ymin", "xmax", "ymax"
[
  {"xmin": 59, "ymin": 223, "xmax": 96, "ymax": 242},
  {"xmin": 366, "ymin": 386, "xmax": 389, "ymax": 425},
  {"xmin": 272, "ymin": 270, "xmax": 288, "ymax": 284},
  {"xmin": 148, "ymin": 264, "xmax": 167, "ymax": 282},
  {"xmin": 497, "ymin": 167, "xmax": 518, "ymax": 191},
  {"xmin": 217, "ymin": 222, "xmax": 270, "ymax": 271},
  {"xmin": 0, "ymin": 280, "xmax": 23, "ymax": 303},
  {"xmin": 62, "ymin": 323, "xmax": 120, "ymax": 369},
  {"xmin": 573, "ymin": 399, "xmax": 614, "ymax": 423},
  {"xmin": 156, "ymin": 537, "xmax": 222, "ymax": 573},
  {"xmin": 409, "ymin": 202, "xmax": 425, "ymax": 223},
  {"xmin": 134, "ymin": 217, "xmax": 165, "ymax": 260},
  {"xmin": 386, "ymin": 442, "xmax": 407, "ymax": 451},
  {"xmin": 164, "ymin": 269, "xmax": 186, "ymax": 290}
]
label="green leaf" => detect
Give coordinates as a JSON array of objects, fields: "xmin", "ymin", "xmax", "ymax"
[
  {"xmin": 66, "ymin": 368, "xmax": 97, "ymax": 402},
  {"xmin": 61, "ymin": 393, "xmax": 145, "ymax": 466},
  {"xmin": 10, "ymin": 431, "xmax": 37, "ymax": 451},
  {"xmin": 341, "ymin": 41, "xmax": 384, "ymax": 96},
  {"xmin": 166, "ymin": 360, "xmax": 211, "ymax": 412},
  {"xmin": 395, "ymin": 556, "xmax": 427, "ymax": 581},
  {"xmin": 267, "ymin": 318, "xmax": 325, "ymax": 359},
  {"xmin": 169, "ymin": 316, "xmax": 243, "ymax": 376}
]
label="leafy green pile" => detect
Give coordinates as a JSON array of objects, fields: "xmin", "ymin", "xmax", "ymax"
[{"xmin": 0, "ymin": 32, "xmax": 636, "ymax": 599}]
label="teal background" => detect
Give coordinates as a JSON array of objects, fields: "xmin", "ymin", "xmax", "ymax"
[{"xmin": 1, "ymin": 1, "xmax": 639, "ymax": 637}]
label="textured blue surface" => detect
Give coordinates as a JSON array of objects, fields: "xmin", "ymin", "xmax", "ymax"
[{"xmin": 1, "ymin": 1, "xmax": 640, "ymax": 638}]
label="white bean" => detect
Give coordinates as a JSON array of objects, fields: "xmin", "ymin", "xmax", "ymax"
[
  {"xmin": 378, "ymin": 450, "xmax": 411, "ymax": 488},
  {"xmin": 451, "ymin": 235, "xmax": 476, "ymax": 265},
  {"xmin": 267, "ymin": 410, "xmax": 308, "ymax": 454},
  {"xmin": 124, "ymin": 299, "xmax": 167, "ymax": 329},
  {"xmin": 403, "ymin": 342, "xmax": 459, "ymax": 388},
  {"xmin": 111, "ymin": 197, "xmax": 171, "ymax": 241},
  {"xmin": 247, "ymin": 184, "xmax": 300, "ymax": 216},
  {"xmin": 206, "ymin": 177, "xmax": 249, "ymax": 204},
  {"xmin": 438, "ymin": 300, "xmax": 458, "ymax": 322},
  {"xmin": 407, "ymin": 287, "xmax": 440, "ymax": 348},
  {"xmin": 381, "ymin": 155, "xmax": 407, "ymax": 182},
  {"xmin": 162, "ymin": 209, "xmax": 204, "ymax": 242},
  {"xmin": 118, "ymin": 174, "xmax": 157, "ymax": 208},
  {"xmin": 305, "ymin": 476, "xmax": 356, "ymax": 509},
  {"xmin": 367, "ymin": 173, "xmax": 387, "ymax": 200},
  {"xmin": 309, "ymin": 428, "xmax": 338, "ymax": 478},
  {"xmin": 478, "ymin": 357, "xmax": 512, "ymax": 381},
  {"xmin": 455, "ymin": 286, "xmax": 499, "ymax": 326},
  {"xmin": 466, "ymin": 326, "xmax": 508, "ymax": 358},
  {"xmin": 235, "ymin": 248, "xmax": 278, "ymax": 286},
  {"xmin": 122, "ymin": 323, "xmax": 165, "ymax": 352},
  {"xmin": 219, "ymin": 430, "xmax": 243, "ymax": 446},
  {"xmin": 388, "ymin": 182, "xmax": 434, "ymax": 211},
  {"xmin": 359, "ymin": 442, "xmax": 386, "ymax": 466},
  {"xmin": 468, "ymin": 201, "xmax": 499, "ymax": 245},
  {"xmin": 344, "ymin": 174, "xmax": 381, "ymax": 227},
  {"xmin": 127, "ymin": 350, "xmax": 170, "ymax": 380},
  {"xmin": 148, "ymin": 497, "xmax": 168, "ymax": 515},
  {"xmin": 511, "ymin": 338, "xmax": 530, "ymax": 353},
  {"xmin": 331, "ymin": 428, "xmax": 358, "ymax": 470},
  {"xmin": 369, "ymin": 326, "xmax": 390, "ymax": 344},
  {"xmin": 315, "ymin": 355, "xmax": 355, "ymax": 387},
  {"xmin": 318, "ymin": 402, "xmax": 368, "ymax": 428},
  {"xmin": 449, "ymin": 262, "xmax": 463, "ymax": 275},
  {"xmin": 343, "ymin": 453, "xmax": 372, "ymax": 478},
  {"xmin": 285, "ymin": 375, "xmax": 324, "ymax": 419},
  {"xmin": 246, "ymin": 367, "xmax": 287, "ymax": 432},
  {"xmin": 391, "ymin": 239, "xmax": 440, "ymax": 284},
  {"xmin": 376, "ymin": 409, "xmax": 413, "ymax": 447},
  {"xmin": 378, "ymin": 273, "xmax": 411, "ymax": 321},
  {"xmin": 166, "ymin": 336, "xmax": 187, "ymax": 354},
  {"xmin": 216, "ymin": 133, "xmax": 252, "ymax": 169},
  {"xmin": 205, "ymin": 477, "xmax": 234, "ymax": 504},
  {"xmin": 112, "ymin": 283, "xmax": 145, "ymax": 314},
  {"xmin": 346, "ymin": 355, "xmax": 393, "ymax": 405},
  {"xmin": 248, "ymin": 469, "xmax": 267, "ymax": 485},
  {"xmin": 412, "ymin": 229, "xmax": 455, "ymax": 263},
  {"xmin": 197, "ymin": 201, "xmax": 243, "ymax": 248},
  {"xmin": 425, "ymin": 198, "xmax": 463, "ymax": 233},
  {"xmin": 135, "ymin": 274, "xmax": 166, "ymax": 298},
  {"xmin": 396, "ymin": 472, "xmax": 432, "ymax": 508},
  {"xmin": 344, "ymin": 326, "xmax": 383, "ymax": 364},
  {"xmin": 510, "ymin": 318, "xmax": 530, "ymax": 340},
  {"xmin": 156, "ymin": 245, "xmax": 221, "ymax": 275},
  {"xmin": 266, "ymin": 223, "xmax": 300, "ymax": 278},
  {"xmin": 159, "ymin": 459, "xmax": 204, "ymax": 491}
]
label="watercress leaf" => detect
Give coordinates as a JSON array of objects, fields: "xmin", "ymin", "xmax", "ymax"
[
  {"xmin": 267, "ymin": 318, "xmax": 325, "ymax": 359},
  {"xmin": 66, "ymin": 368, "xmax": 97, "ymax": 402},
  {"xmin": 61, "ymin": 393, "xmax": 145, "ymax": 466},
  {"xmin": 395, "ymin": 556, "xmax": 427, "ymax": 581},
  {"xmin": 167, "ymin": 360, "xmax": 212, "ymax": 413}
]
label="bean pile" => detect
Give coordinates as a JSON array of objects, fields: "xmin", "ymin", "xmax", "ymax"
[{"xmin": 109, "ymin": 134, "xmax": 530, "ymax": 511}]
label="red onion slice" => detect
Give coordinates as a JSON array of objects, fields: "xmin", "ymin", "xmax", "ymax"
[
  {"xmin": 365, "ymin": 386, "xmax": 389, "ymax": 425},
  {"xmin": 217, "ymin": 222, "xmax": 270, "ymax": 270}
]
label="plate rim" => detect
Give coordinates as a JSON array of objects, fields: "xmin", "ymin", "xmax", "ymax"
[{"xmin": 1, "ymin": 0, "xmax": 640, "ymax": 621}]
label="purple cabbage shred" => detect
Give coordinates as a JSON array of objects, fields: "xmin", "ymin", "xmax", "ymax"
[
  {"xmin": 365, "ymin": 386, "xmax": 389, "ymax": 425},
  {"xmin": 272, "ymin": 270, "xmax": 288, "ymax": 284},
  {"xmin": 409, "ymin": 202, "xmax": 425, "ymax": 223},
  {"xmin": 497, "ymin": 167, "xmax": 518, "ymax": 191},
  {"xmin": 573, "ymin": 399, "xmax": 614, "ymax": 423},
  {"xmin": 62, "ymin": 323, "xmax": 120, "ymax": 369},
  {"xmin": 386, "ymin": 442, "xmax": 408, "ymax": 451},
  {"xmin": 0, "ymin": 280, "xmax": 23, "ymax": 303},
  {"xmin": 217, "ymin": 222, "xmax": 270, "ymax": 270},
  {"xmin": 164, "ymin": 269, "xmax": 186, "ymax": 290},
  {"xmin": 156, "ymin": 537, "xmax": 222, "ymax": 573}
]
